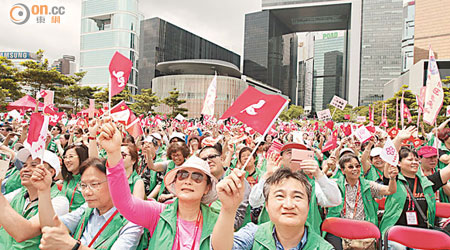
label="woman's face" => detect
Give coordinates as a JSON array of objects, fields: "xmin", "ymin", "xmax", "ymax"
[
  {"xmin": 240, "ymin": 150, "xmax": 255, "ymax": 168},
  {"xmin": 121, "ymin": 146, "xmax": 135, "ymax": 170},
  {"xmin": 171, "ymin": 151, "xmax": 185, "ymax": 166},
  {"xmin": 266, "ymin": 135, "xmax": 273, "ymax": 143},
  {"xmin": 174, "ymin": 167, "xmax": 209, "ymax": 203},
  {"xmin": 64, "ymin": 148, "xmax": 80, "ymax": 175},
  {"xmin": 190, "ymin": 139, "xmax": 199, "ymax": 151},
  {"xmin": 399, "ymin": 152, "xmax": 420, "ymax": 176}
]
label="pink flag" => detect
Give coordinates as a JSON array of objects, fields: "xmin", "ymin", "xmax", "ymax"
[
  {"xmin": 25, "ymin": 113, "xmax": 49, "ymax": 159},
  {"xmin": 109, "ymin": 52, "xmax": 133, "ymax": 97},
  {"xmin": 403, "ymin": 104, "xmax": 412, "ymax": 124},
  {"xmin": 201, "ymin": 73, "xmax": 217, "ymax": 119},
  {"xmin": 423, "ymin": 47, "xmax": 444, "ymax": 125}
]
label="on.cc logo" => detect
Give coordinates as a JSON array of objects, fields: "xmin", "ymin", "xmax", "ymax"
[{"xmin": 10, "ymin": 3, "xmax": 30, "ymax": 25}]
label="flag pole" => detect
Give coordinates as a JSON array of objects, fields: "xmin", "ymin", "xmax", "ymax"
[
  {"xmin": 240, "ymin": 100, "xmax": 289, "ymax": 171},
  {"xmin": 395, "ymin": 97, "xmax": 399, "ymax": 129},
  {"xmin": 331, "ymin": 106, "xmax": 337, "ymax": 119},
  {"xmin": 108, "ymin": 78, "xmax": 112, "ymax": 116}
]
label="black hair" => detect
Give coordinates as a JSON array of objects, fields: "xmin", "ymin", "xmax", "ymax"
[
  {"xmin": 339, "ymin": 153, "xmax": 359, "ymax": 169},
  {"xmin": 263, "ymin": 168, "xmax": 312, "ymax": 204},
  {"xmin": 62, "ymin": 144, "xmax": 89, "ymax": 181},
  {"xmin": 79, "ymin": 157, "xmax": 106, "ymax": 176},
  {"xmin": 399, "ymin": 146, "xmax": 418, "ymax": 163}
]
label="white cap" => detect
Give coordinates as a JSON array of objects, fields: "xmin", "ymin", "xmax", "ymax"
[
  {"xmin": 169, "ymin": 132, "xmax": 185, "ymax": 143},
  {"xmin": 16, "ymin": 148, "xmax": 61, "ymax": 177},
  {"xmin": 370, "ymin": 147, "xmax": 383, "ymax": 157},
  {"xmin": 151, "ymin": 133, "xmax": 162, "ymax": 141}
]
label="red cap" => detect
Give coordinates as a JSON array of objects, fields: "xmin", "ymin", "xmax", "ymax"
[
  {"xmin": 417, "ymin": 146, "xmax": 437, "ymax": 158},
  {"xmin": 280, "ymin": 143, "xmax": 309, "ymax": 154}
]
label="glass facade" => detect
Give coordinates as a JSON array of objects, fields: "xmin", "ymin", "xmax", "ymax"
[
  {"xmin": 80, "ymin": 0, "xmax": 140, "ymax": 94},
  {"xmin": 312, "ymin": 32, "xmax": 345, "ymax": 112},
  {"xmin": 152, "ymin": 75, "xmax": 247, "ymax": 118},
  {"xmin": 401, "ymin": 1, "xmax": 415, "ymax": 73},
  {"xmin": 359, "ymin": 0, "xmax": 403, "ymax": 106},
  {"xmin": 138, "ymin": 18, "xmax": 241, "ymax": 92}
]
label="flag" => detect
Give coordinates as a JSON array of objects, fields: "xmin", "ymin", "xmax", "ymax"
[
  {"xmin": 403, "ymin": 103, "xmax": 412, "ymax": 124},
  {"xmin": 423, "ymin": 47, "xmax": 444, "ymax": 125},
  {"xmin": 43, "ymin": 90, "xmax": 54, "ymax": 106},
  {"xmin": 322, "ymin": 130, "xmax": 338, "ymax": 153},
  {"xmin": 220, "ymin": 86, "xmax": 288, "ymax": 135},
  {"xmin": 201, "ymin": 72, "xmax": 217, "ymax": 118},
  {"xmin": 109, "ymin": 52, "xmax": 133, "ymax": 97},
  {"xmin": 325, "ymin": 120, "xmax": 334, "ymax": 130},
  {"xmin": 412, "ymin": 138, "xmax": 423, "ymax": 148},
  {"xmin": 447, "ymin": 106, "xmax": 450, "ymax": 117},
  {"xmin": 342, "ymin": 124, "xmax": 352, "ymax": 136},
  {"xmin": 36, "ymin": 90, "xmax": 48, "ymax": 100},
  {"xmin": 25, "ymin": 113, "xmax": 49, "ymax": 160},
  {"xmin": 354, "ymin": 126, "xmax": 373, "ymax": 143},
  {"xmin": 126, "ymin": 117, "xmax": 143, "ymax": 138},
  {"xmin": 110, "ymin": 101, "xmax": 133, "ymax": 125},
  {"xmin": 344, "ymin": 114, "xmax": 350, "ymax": 120},
  {"xmin": 365, "ymin": 123, "xmax": 376, "ymax": 133},
  {"xmin": 400, "ymin": 91, "xmax": 405, "ymax": 128},
  {"xmin": 380, "ymin": 138, "xmax": 399, "ymax": 166},
  {"xmin": 387, "ymin": 127, "xmax": 399, "ymax": 139},
  {"xmin": 313, "ymin": 122, "xmax": 319, "ymax": 131},
  {"xmin": 44, "ymin": 106, "xmax": 64, "ymax": 126}
]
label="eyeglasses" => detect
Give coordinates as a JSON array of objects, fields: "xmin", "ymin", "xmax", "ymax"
[
  {"xmin": 345, "ymin": 164, "xmax": 361, "ymax": 170},
  {"xmin": 121, "ymin": 152, "xmax": 129, "ymax": 158},
  {"xmin": 78, "ymin": 180, "xmax": 107, "ymax": 191},
  {"xmin": 64, "ymin": 155, "xmax": 78, "ymax": 160},
  {"xmin": 201, "ymin": 154, "xmax": 220, "ymax": 161},
  {"xmin": 176, "ymin": 170, "xmax": 205, "ymax": 183}
]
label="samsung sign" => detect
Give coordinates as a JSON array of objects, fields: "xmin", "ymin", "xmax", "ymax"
[{"xmin": 0, "ymin": 52, "xmax": 35, "ymax": 59}]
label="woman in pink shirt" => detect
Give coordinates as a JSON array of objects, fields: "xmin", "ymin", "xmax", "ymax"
[{"xmin": 98, "ymin": 119, "xmax": 221, "ymax": 250}]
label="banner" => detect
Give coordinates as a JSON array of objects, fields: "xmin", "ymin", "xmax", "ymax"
[
  {"xmin": 317, "ymin": 109, "xmax": 332, "ymax": 121},
  {"xmin": 357, "ymin": 116, "xmax": 366, "ymax": 123},
  {"xmin": 423, "ymin": 48, "xmax": 444, "ymax": 125},
  {"xmin": 330, "ymin": 95, "xmax": 347, "ymax": 110},
  {"xmin": 353, "ymin": 126, "xmax": 373, "ymax": 143},
  {"xmin": 201, "ymin": 72, "xmax": 217, "ymax": 118}
]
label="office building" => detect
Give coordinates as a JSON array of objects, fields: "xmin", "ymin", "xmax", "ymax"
[
  {"xmin": 401, "ymin": 0, "xmax": 415, "ymax": 73},
  {"xmin": 52, "ymin": 55, "xmax": 76, "ymax": 75},
  {"xmin": 80, "ymin": 0, "xmax": 141, "ymax": 94},
  {"xmin": 244, "ymin": 0, "xmax": 404, "ymax": 106},
  {"xmin": 139, "ymin": 17, "xmax": 240, "ymax": 92}
]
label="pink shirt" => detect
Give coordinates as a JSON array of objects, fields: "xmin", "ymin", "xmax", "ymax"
[{"xmin": 106, "ymin": 159, "xmax": 203, "ymax": 249}]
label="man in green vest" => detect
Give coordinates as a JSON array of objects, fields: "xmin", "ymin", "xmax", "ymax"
[
  {"xmin": 0, "ymin": 148, "xmax": 68, "ymax": 250},
  {"xmin": 47, "ymin": 125, "xmax": 62, "ymax": 154},
  {"xmin": 36, "ymin": 157, "xmax": 143, "ymax": 250},
  {"xmin": 212, "ymin": 167, "xmax": 333, "ymax": 249},
  {"xmin": 418, "ymin": 145, "xmax": 450, "ymax": 203}
]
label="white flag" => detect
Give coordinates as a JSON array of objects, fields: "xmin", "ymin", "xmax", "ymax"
[
  {"xmin": 201, "ymin": 72, "xmax": 217, "ymax": 118},
  {"xmin": 316, "ymin": 109, "xmax": 332, "ymax": 121},
  {"xmin": 380, "ymin": 138, "xmax": 399, "ymax": 166},
  {"xmin": 24, "ymin": 114, "xmax": 49, "ymax": 160},
  {"xmin": 330, "ymin": 95, "xmax": 348, "ymax": 110},
  {"xmin": 423, "ymin": 48, "xmax": 444, "ymax": 125},
  {"xmin": 353, "ymin": 126, "xmax": 373, "ymax": 143}
]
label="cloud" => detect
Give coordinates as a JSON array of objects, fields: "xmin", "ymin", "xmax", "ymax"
[{"xmin": 0, "ymin": 0, "xmax": 260, "ymax": 67}]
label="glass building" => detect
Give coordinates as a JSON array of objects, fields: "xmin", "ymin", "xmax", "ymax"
[
  {"xmin": 80, "ymin": 0, "xmax": 141, "ymax": 95},
  {"xmin": 138, "ymin": 18, "xmax": 240, "ymax": 92},
  {"xmin": 401, "ymin": 1, "xmax": 415, "ymax": 73}
]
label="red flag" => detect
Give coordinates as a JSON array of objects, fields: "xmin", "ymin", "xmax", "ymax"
[
  {"xmin": 403, "ymin": 103, "xmax": 412, "ymax": 124},
  {"xmin": 25, "ymin": 113, "xmax": 49, "ymax": 159},
  {"xmin": 322, "ymin": 130, "xmax": 338, "ymax": 152},
  {"xmin": 365, "ymin": 123, "xmax": 376, "ymax": 133},
  {"xmin": 110, "ymin": 101, "xmax": 133, "ymax": 125},
  {"xmin": 109, "ymin": 52, "xmax": 133, "ymax": 97},
  {"xmin": 344, "ymin": 114, "xmax": 350, "ymax": 120},
  {"xmin": 343, "ymin": 124, "xmax": 352, "ymax": 136},
  {"xmin": 387, "ymin": 127, "xmax": 399, "ymax": 139},
  {"xmin": 313, "ymin": 122, "xmax": 319, "ymax": 131},
  {"xmin": 412, "ymin": 138, "xmax": 423, "ymax": 148},
  {"xmin": 44, "ymin": 106, "xmax": 64, "ymax": 126},
  {"xmin": 220, "ymin": 86, "xmax": 288, "ymax": 135},
  {"xmin": 126, "ymin": 117, "xmax": 143, "ymax": 138},
  {"xmin": 325, "ymin": 120, "xmax": 334, "ymax": 130}
]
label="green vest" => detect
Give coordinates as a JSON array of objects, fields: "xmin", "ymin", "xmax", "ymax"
[
  {"xmin": 61, "ymin": 174, "xmax": 85, "ymax": 212},
  {"xmin": 3, "ymin": 167, "xmax": 22, "ymax": 195},
  {"xmin": 365, "ymin": 165, "xmax": 383, "ymax": 182},
  {"xmin": 258, "ymin": 176, "xmax": 322, "ymax": 234},
  {"xmin": 148, "ymin": 199, "xmax": 219, "ymax": 250},
  {"xmin": 379, "ymin": 173, "xmax": 436, "ymax": 235},
  {"xmin": 0, "ymin": 185, "xmax": 61, "ymax": 249},
  {"xmin": 252, "ymin": 222, "xmax": 333, "ymax": 250},
  {"xmin": 47, "ymin": 134, "xmax": 60, "ymax": 153},
  {"xmin": 437, "ymin": 147, "xmax": 450, "ymax": 203},
  {"xmin": 128, "ymin": 170, "xmax": 142, "ymax": 193},
  {"xmin": 157, "ymin": 161, "xmax": 176, "ymax": 198},
  {"xmin": 327, "ymin": 176, "xmax": 379, "ymax": 226},
  {"xmin": 72, "ymin": 207, "xmax": 128, "ymax": 249}
]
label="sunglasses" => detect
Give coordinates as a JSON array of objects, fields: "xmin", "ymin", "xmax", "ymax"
[
  {"xmin": 176, "ymin": 170, "xmax": 205, "ymax": 183},
  {"xmin": 345, "ymin": 164, "xmax": 361, "ymax": 170},
  {"xmin": 201, "ymin": 154, "xmax": 220, "ymax": 161}
]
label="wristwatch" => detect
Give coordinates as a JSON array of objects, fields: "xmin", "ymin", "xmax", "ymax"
[{"xmin": 71, "ymin": 240, "xmax": 81, "ymax": 250}]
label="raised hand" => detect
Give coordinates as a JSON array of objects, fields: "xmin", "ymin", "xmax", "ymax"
[
  {"xmin": 97, "ymin": 117, "xmax": 122, "ymax": 154},
  {"xmin": 265, "ymin": 152, "xmax": 281, "ymax": 178},
  {"xmin": 216, "ymin": 168, "xmax": 246, "ymax": 212},
  {"xmin": 397, "ymin": 126, "xmax": 417, "ymax": 141},
  {"xmin": 388, "ymin": 164, "xmax": 399, "ymax": 179},
  {"xmin": 31, "ymin": 165, "xmax": 52, "ymax": 192},
  {"xmin": 300, "ymin": 159, "xmax": 323, "ymax": 179}
]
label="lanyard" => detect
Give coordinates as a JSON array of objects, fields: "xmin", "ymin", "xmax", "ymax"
[
  {"xmin": 375, "ymin": 168, "xmax": 383, "ymax": 180},
  {"xmin": 405, "ymin": 177, "xmax": 418, "ymax": 211},
  {"xmin": 87, "ymin": 210, "xmax": 119, "ymax": 247},
  {"xmin": 65, "ymin": 180, "xmax": 78, "ymax": 208},
  {"xmin": 343, "ymin": 180, "xmax": 361, "ymax": 219},
  {"xmin": 176, "ymin": 210, "xmax": 203, "ymax": 250}
]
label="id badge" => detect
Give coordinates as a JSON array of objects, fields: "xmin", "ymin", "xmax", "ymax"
[{"xmin": 406, "ymin": 211, "xmax": 418, "ymax": 225}]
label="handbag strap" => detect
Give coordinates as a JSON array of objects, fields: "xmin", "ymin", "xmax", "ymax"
[{"xmin": 403, "ymin": 182, "xmax": 432, "ymax": 228}]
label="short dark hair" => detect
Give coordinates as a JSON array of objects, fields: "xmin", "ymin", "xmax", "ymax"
[
  {"xmin": 62, "ymin": 144, "xmax": 89, "ymax": 181},
  {"xmin": 339, "ymin": 154, "xmax": 359, "ymax": 169},
  {"xmin": 199, "ymin": 145, "xmax": 221, "ymax": 156},
  {"xmin": 53, "ymin": 125, "xmax": 62, "ymax": 133},
  {"xmin": 238, "ymin": 146, "xmax": 256, "ymax": 162},
  {"xmin": 79, "ymin": 157, "xmax": 106, "ymax": 176},
  {"xmin": 263, "ymin": 168, "xmax": 312, "ymax": 205},
  {"xmin": 399, "ymin": 146, "xmax": 418, "ymax": 163},
  {"xmin": 167, "ymin": 142, "xmax": 190, "ymax": 160}
]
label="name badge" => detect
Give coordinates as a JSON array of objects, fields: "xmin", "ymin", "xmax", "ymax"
[{"xmin": 406, "ymin": 211, "xmax": 418, "ymax": 225}]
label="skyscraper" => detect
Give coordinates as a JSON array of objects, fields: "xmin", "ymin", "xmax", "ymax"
[{"xmin": 80, "ymin": 0, "xmax": 141, "ymax": 95}]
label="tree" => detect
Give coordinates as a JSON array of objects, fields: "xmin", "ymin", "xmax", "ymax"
[
  {"xmin": 93, "ymin": 88, "xmax": 132, "ymax": 107},
  {"xmin": 130, "ymin": 88, "xmax": 160, "ymax": 115},
  {"xmin": 55, "ymin": 83, "xmax": 101, "ymax": 114},
  {"xmin": 279, "ymin": 105, "xmax": 304, "ymax": 121},
  {"xmin": 162, "ymin": 88, "xmax": 187, "ymax": 118},
  {"xmin": 0, "ymin": 56, "xmax": 24, "ymax": 108},
  {"xmin": 16, "ymin": 50, "xmax": 75, "ymax": 94}
]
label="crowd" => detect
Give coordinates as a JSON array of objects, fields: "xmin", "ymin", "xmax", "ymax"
[{"xmin": 0, "ymin": 113, "xmax": 450, "ymax": 250}]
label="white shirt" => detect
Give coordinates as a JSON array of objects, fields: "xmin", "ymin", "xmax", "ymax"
[{"xmin": 5, "ymin": 188, "xmax": 69, "ymax": 216}]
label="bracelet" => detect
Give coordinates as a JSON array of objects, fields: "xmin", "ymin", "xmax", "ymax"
[
  {"xmin": 88, "ymin": 136, "xmax": 96, "ymax": 141},
  {"xmin": 71, "ymin": 240, "xmax": 81, "ymax": 250}
]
